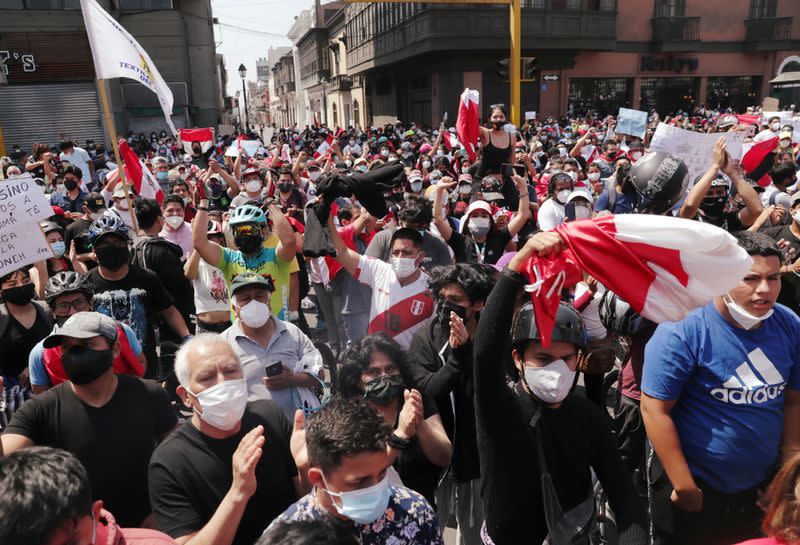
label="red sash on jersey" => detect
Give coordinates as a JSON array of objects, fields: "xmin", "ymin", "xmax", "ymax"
[
  {"xmin": 42, "ymin": 325, "xmax": 145, "ymax": 386},
  {"xmin": 368, "ymin": 291, "xmax": 434, "ymax": 337}
]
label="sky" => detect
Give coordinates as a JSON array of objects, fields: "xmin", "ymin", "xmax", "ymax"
[{"xmin": 210, "ymin": 0, "xmax": 308, "ymax": 96}]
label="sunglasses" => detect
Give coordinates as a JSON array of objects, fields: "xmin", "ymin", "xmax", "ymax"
[{"xmin": 233, "ymin": 224, "xmax": 262, "ymax": 237}]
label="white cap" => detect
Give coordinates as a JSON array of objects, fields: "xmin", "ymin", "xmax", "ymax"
[
  {"xmin": 459, "ymin": 200, "xmax": 492, "ymax": 233},
  {"xmin": 566, "ymin": 189, "xmax": 593, "ymax": 204}
]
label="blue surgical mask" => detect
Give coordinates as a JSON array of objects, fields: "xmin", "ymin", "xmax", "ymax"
[
  {"xmin": 321, "ymin": 473, "xmax": 391, "ymax": 524},
  {"xmin": 156, "ymin": 171, "xmax": 169, "ymax": 181},
  {"xmin": 50, "ymin": 241, "xmax": 66, "ymax": 258}
]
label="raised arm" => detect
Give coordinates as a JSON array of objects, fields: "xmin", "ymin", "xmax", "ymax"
[
  {"xmin": 725, "ymin": 160, "xmax": 763, "ymax": 227},
  {"xmin": 191, "ymin": 196, "xmax": 223, "ymax": 266},
  {"xmin": 679, "ymin": 137, "xmax": 727, "ymax": 220},
  {"xmin": 432, "ymin": 178, "xmax": 456, "ymax": 242},
  {"xmin": 507, "ymin": 173, "xmax": 531, "ymax": 236},
  {"xmin": 327, "ymin": 213, "xmax": 362, "ymax": 277},
  {"xmin": 268, "ymin": 203, "xmax": 297, "ymax": 263}
]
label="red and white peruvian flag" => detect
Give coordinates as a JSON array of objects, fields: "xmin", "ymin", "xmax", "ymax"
[
  {"xmin": 313, "ymin": 129, "xmax": 344, "ymax": 159},
  {"xmin": 742, "ymin": 136, "xmax": 779, "ymax": 186},
  {"xmin": 178, "ymin": 127, "xmax": 214, "ymax": 156},
  {"xmin": 520, "ymin": 215, "xmax": 752, "ymax": 347},
  {"xmin": 456, "ymin": 88, "xmax": 479, "ymax": 162},
  {"xmin": 118, "ymin": 139, "xmax": 164, "ymax": 203},
  {"xmin": 442, "ymin": 130, "xmax": 460, "ymax": 152}
]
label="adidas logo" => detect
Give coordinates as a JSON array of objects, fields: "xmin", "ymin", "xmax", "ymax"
[{"xmin": 710, "ymin": 348, "xmax": 786, "ymax": 405}]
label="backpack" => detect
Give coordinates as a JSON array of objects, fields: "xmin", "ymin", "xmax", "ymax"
[{"xmin": 131, "ymin": 236, "xmax": 182, "ymax": 271}]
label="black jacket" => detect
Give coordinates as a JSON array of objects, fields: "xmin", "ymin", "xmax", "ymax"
[
  {"xmin": 474, "ymin": 270, "xmax": 647, "ymax": 545},
  {"xmin": 406, "ymin": 319, "xmax": 479, "ymax": 483}
]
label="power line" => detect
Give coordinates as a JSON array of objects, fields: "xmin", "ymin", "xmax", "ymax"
[{"xmin": 217, "ymin": 22, "xmax": 290, "ymax": 39}]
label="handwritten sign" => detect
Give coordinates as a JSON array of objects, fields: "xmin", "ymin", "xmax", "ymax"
[
  {"xmin": 0, "ymin": 173, "xmax": 52, "ymax": 224},
  {"xmin": 650, "ymin": 123, "xmax": 746, "ymax": 185},
  {"xmin": 617, "ymin": 108, "xmax": 648, "ymax": 138},
  {"xmin": 762, "ymin": 110, "xmax": 793, "ymax": 124},
  {"xmin": 224, "ymin": 139, "xmax": 263, "ymax": 158},
  {"xmin": 0, "ymin": 218, "xmax": 53, "ymax": 278}
]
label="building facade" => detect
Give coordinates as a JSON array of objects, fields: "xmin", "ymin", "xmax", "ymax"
[
  {"xmin": 0, "ymin": 0, "xmax": 221, "ymax": 151},
  {"xmin": 343, "ymin": 0, "xmax": 800, "ymax": 126}
]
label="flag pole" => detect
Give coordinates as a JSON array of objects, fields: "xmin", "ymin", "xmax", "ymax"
[{"xmin": 97, "ymin": 78, "xmax": 139, "ymax": 234}]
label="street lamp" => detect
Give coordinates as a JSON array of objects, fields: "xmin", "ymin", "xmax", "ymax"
[{"xmin": 238, "ymin": 63, "xmax": 249, "ymax": 132}]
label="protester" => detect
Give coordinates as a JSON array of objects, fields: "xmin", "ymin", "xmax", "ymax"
[{"xmin": 159, "ymin": 194, "xmax": 194, "ymax": 258}]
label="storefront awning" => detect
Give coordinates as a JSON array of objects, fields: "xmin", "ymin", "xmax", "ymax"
[{"xmin": 770, "ymin": 72, "xmax": 800, "ymax": 84}]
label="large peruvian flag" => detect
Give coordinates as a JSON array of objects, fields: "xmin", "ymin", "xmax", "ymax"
[
  {"xmin": 456, "ymin": 88, "xmax": 479, "ymax": 162},
  {"xmin": 118, "ymin": 139, "xmax": 164, "ymax": 203},
  {"xmin": 520, "ymin": 215, "xmax": 752, "ymax": 347},
  {"xmin": 313, "ymin": 128, "xmax": 344, "ymax": 159},
  {"xmin": 178, "ymin": 128, "xmax": 214, "ymax": 156},
  {"xmin": 742, "ymin": 136, "xmax": 779, "ymax": 186},
  {"xmin": 442, "ymin": 129, "xmax": 460, "ymax": 152}
]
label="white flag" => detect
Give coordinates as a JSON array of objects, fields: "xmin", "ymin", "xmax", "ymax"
[{"xmin": 79, "ymin": 0, "xmax": 177, "ymax": 135}]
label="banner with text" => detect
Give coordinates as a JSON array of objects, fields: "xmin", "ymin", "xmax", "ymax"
[{"xmin": 0, "ymin": 173, "xmax": 54, "ymax": 277}]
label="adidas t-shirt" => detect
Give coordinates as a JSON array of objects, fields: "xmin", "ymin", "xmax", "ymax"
[
  {"xmin": 643, "ymin": 302, "xmax": 800, "ymax": 493},
  {"xmin": 355, "ymin": 255, "xmax": 434, "ymax": 349}
]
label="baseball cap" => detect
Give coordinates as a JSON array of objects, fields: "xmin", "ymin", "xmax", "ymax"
[
  {"xmin": 458, "ymin": 174, "xmax": 473, "ymax": 184},
  {"xmin": 242, "ymin": 167, "xmax": 260, "ymax": 178},
  {"xmin": 566, "ymin": 190, "xmax": 593, "ymax": 204},
  {"xmin": 408, "ymin": 169, "xmax": 423, "ymax": 182},
  {"xmin": 791, "ymin": 192, "xmax": 800, "ymax": 206},
  {"xmin": 779, "ymin": 130, "xmax": 793, "ymax": 140},
  {"xmin": 230, "ymin": 272, "xmax": 275, "ymax": 296},
  {"xmin": 84, "ymin": 192, "xmax": 106, "ymax": 211},
  {"xmin": 718, "ymin": 115, "xmax": 739, "ymax": 128},
  {"xmin": 43, "ymin": 311, "xmax": 118, "ymax": 348}
]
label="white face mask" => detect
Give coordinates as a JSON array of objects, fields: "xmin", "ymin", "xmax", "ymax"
[
  {"xmin": 794, "ymin": 211, "xmax": 800, "ymax": 226},
  {"xmin": 523, "ymin": 358, "xmax": 575, "ymax": 404},
  {"xmin": 165, "ymin": 215, "xmax": 184, "ymax": 230},
  {"xmin": 723, "ymin": 292, "xmax": 773, "ymax": 330},
  {"xmin": 309, "ymin": 170, "xmax": 321, "ymax": 181},
  {"xmin": 458, "ymin": 184, "xmax": 472, "ymax": 195},
  {"xmin": 550, "ymin": 168, "xmax": 562, "ymax": 175},
  {"xmin": 380, "ymin": 149, "xmax": 389, "ymax": 158},
  {"xmin": 238, "ymin": 299, "xmax": 270, "ymax": 328},
  {"xmin": 390, "ymin": 256, "xmax": 418, "ymax": 279},
  {"xmin": 574, "ymin": 204, "xmax": 592, "ymax": 219},
  {"xmin": 422, "ymin": 161, "xmax": 431, "ymax": 169},
  {"xmin": 556, "ymin": 189, "xmax": 571, "ymax": 203},
  {"xmin": 468, "ymin": 216, "xmax": 491, "ymax": 238},
  {"xmin": 191, "ymin": 378, "xmax": 248, "ymax": 430},
  {"xmin": 558, "ymin": 147, "xmax": 567, "ymax": 156},
  {"xmin": 631, "ymin": 151, "xmax": 642, "ymax": 161},
  {"xmin": 780, "ymin": 139, "xmax": 791, "ymax": 148},
  {"xmin": 566, "ymin": 171, "xmax": 578, "ymax": 182},
  {"xmin": 182, "ymin": 197, "xmax": 191, "ymax": 207},
  {"xmin": 771, "ymin": 122, "xmax": 781, "ymax": 131},
  {"xmin": 245, "ymin": 180, "xmax": 262, "ymax": 193},
  {"xmin": 587, "ymin": 172, "xmax": 601, "ymax": 182}
]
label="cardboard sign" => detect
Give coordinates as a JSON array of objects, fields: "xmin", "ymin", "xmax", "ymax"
[
  {"xmin": 0, "ymin": 219, "xmax": 53, "ymax": 278},
  {"xmin": 762, "ymin": 97, "xmax": 779, "ymax": 112},
  {"xmin": 525, "ymin": 111, "xmax": 537, "ymax": 121},
  {"xmin": 0, "ymin": 173, "xmax": 52, "ymax": 225},
  {"xmin": 617, "ymin": 108, "xmax": 648, "ymax": 138},
  {"xmin": 650, "ymin": 122, "xmax": 746, "ymax": 185},
  {"xmin": 762, "ymin": 111, "xmax": 793, "ymax": 125}
]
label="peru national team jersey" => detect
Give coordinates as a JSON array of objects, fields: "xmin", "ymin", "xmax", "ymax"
[{"xmin": 355, "ymin": 255, "xmax": 434, "ymax": 348}]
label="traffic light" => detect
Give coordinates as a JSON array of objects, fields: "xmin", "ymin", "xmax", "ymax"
[
  {"xmin": 524, "ymin": 57, "xmax": 537, "ymax": 80},
  {"xmin": 496, "ymin": 58, "xmax": 509, "ymax": 81}
]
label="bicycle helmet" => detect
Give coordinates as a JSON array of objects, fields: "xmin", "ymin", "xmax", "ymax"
[
  {"xmin": 207, "ymin": 220, "xmax": 223, "ymax": 235},
  {"xmin": 39, "ymin": 220, "xmax": 64, "ymax": 236},
  {"xmin": 512, "ymin": 301, "xmax": 588, "ymax": 350},
  {"xmin": 45, "ymin": 271, "xmax": 94, "ymax": 305},
  {"xmin": 88, "ymin": 214, "xmax": 129, "ymax": 243},
  {"xmin": 628, "ymin": 151, "xmax": 689, "ymax": 214},
  {"xmin": 598, "ymin": 290, "xmax": 646, "ymax": 336},
  {"xmin": 229, "ymin": 204, "xmax": 267, "ymax": 226}
]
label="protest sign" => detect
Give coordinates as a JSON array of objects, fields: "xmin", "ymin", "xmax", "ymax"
[
  {"xmin": 762, "ymin": 97, "xmax": 779, "ymax": 112},
  {"xmin": 790, "ymin": 118, "xmax": 800, "ymax": 143},
  {"xmin": 0, "ymin": 221, "xmax": 53, "ymax": 277},
  {"xmin": 617, "ymin": 108, "xmax": 648, "ymax": 138},
  {"xmin": 224, "ymin": 139, "xmax": 263, "ymax": 158},
  {"xmin": 762, "ymin": 111, "xmax": 792, "ymax": 124},
  {"xmin": 650, "ymin": 123, "xmax": 745, "ymax": 185},
  {"xmin": 525, "ymin": 111, "xmax": 537, "ymax": 121},
  {"xmin": 0, "ymin": 173, "xmax": 52, "ymax": 227}
]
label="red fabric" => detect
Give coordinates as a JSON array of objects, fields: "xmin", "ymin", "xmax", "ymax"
[
  {"xmin": 42, "ymin": 325, "xmax": 144, "ymax": 386},
  {"xmin": 177, "ymin": 127, "xmax": 213, "ymax": 143},
  {"xmin": 313, "ymin": 134, "xmax": 334, "ymax": 159},
  {"xmin": 118, "ymin": 139, "xmax": 143, "ymax": 192},
  {"xmin": 368, "ymin": 292, "xmax": 434, "ymax": 337},
  {"xmin": 742, "ymin": 137, "xmax": 779, "ymax": 183},
  {"xmin": 95, "ymin": 508, "xmax": 177, "ymax": 545},
  {"xmin": 442, "ymin": 131, "xmax": 459, "ymax": 152},
  {"xmin": 456, "ymin": 88, "xmax": 480, "ymax": 162},
  {"xmin": 323, "ymin": 224, "xmax": 374, "ymax": 282},
  {"xmin": 734, "ymin": 114, "xmax": 761, "ymax": 126}
]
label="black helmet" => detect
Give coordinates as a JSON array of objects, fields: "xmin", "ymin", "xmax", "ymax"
[
  {"xmin": 512, "ymin": 301, "xmax": 587, "ymax": 350},
  {"xmin": 45, "ymin": 271, "xmax": 94, "ymax": 306},
  {"xmin": 628, "ymin": 151, "xmax": 689, "ymax": 214},
  {"xmin": 599, "ymin": 290, "xmax": 646, "ymax": 336},
  {"xmin": 39, "ymin": 220, "xmax": 64, "ymax": 236}
]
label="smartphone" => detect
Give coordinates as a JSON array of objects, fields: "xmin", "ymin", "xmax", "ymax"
[
  {"xmin": 565, "ymin": 202, "xmax": 577, "ymax": 222},
  {"xmin": 502, "ymin": 163, "xmax": 527, "ymax": 179},
  {"xmin": 265, "ymin": 361, "xmax": 283, "ymax": 377}
]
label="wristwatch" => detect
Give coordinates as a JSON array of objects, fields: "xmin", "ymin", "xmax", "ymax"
[{"xmin": 388, "ymin": 433, "xmax": 411, "ymax": 451}]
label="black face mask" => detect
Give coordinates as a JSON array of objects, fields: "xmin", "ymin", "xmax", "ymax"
[
  {"xmin": 62, "ymin": 346, "xmax": 113, "ymax": 385},
  {"xmin": 1, "ymin": 283, "xmax": 35, "ymax": 305},
  {"xmin": 95, "ymin": 245, "xmax": 130, "ymax": 270},
  {"xmin": 437, "ymin": 300, "xmax": 468, "ymax": 325},
  {"xmin": 278, "ymin": 182, "xmax": 293, "ymax": 193},
  {"xmin": 235, "ymin": 234, "xmax": 264, "ymax": 254},
  {"xmin": 700, "ymin": 195, "xmax": 727, "ymax": 218},
  {"xmin": 363, "ymin": 375, "xmax": 404, "ymax": 406},
  {"xmin": 491, "ymin": 121, "xmax": 504, "ymax": 130},
  {"xmin": 64, "ymin": 179, "xmax": 79, "ymax": 191}
]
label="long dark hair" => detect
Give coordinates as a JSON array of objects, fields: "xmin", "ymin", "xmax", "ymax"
[{"xmin": 337, "ymin": 333, "xmax": 411, "ymax": 398}]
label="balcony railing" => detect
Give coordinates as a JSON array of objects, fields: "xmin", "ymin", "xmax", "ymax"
[
  {"xmin": 746, "ymin": 17, "xmax": 792, "ymax": 42},
  {"xmin": 652, "ymin": 16, "xmax": 700, "ymax": 42},
  {"xmin": 329, "ymin": 74, "xmax": 352, "ymax": 91}
]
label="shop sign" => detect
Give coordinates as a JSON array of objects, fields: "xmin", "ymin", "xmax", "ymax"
[
  {"xmin": 640, "ymin": 56, "xmax": 699, "ymax": 74},
  {"xmin": 0, "ymin": 50, "xmax": 37, "ymax": 77}
]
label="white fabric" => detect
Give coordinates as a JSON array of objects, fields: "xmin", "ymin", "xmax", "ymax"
[
  {"xmin": 536, "ymin": 198, "xmax": 566, "ymax": 231},
  {"xmin": 574, "ymin": 283, "xmax": 607, "ymax": 340},
  {"xmin": 193, "ymin": 260, "xmax": 230, "ymax": 314},
  {"xmin": 59, "ymin": 146, "xmax": 92, "ymax": 190}
]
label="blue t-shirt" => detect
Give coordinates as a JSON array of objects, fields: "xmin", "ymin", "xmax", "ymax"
[
  {"xmin": 593, "ymin": 188, "xmax": 636, "ymax": 214},
  {"xmin": 642, "ymin": 302, "xmax": 800, "ymax": 493}
]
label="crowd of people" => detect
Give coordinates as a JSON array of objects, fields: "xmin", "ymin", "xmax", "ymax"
[{"xmin": 1, "ymin": 102, "xmax": 800, "ymax": 545}]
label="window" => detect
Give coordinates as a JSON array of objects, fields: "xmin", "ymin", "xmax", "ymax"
[
  {"xmin": 332, "ymin": 103, "xmax": 338, "ymax": 127},
  {"xmin": 640, "ymin": 77, "xmax": 699, "ymax": 115},
  {"xmin": 707, "ymin": 76, "xmax": 761, "ymax": 111},
  {"xmin": 655, "ymin": 0, "xmax": 684, "ymax": 17},
  {"xmin": 566, "ymin": 0, "xmax": 583, "ymax": 9},
  {"xmin": 1, "ymin": 0, "xmax": 79, "ymax": 7},
  {"xmin": 568, "ymin": 78, "xmax": 632, "ymax": 117},
  {"xmin": 749, "ymin": 0, "xmax": 776, "ymax": 18},
  {"xmin": 353, "ymin": 100, "xmax": 360, "ymax": 128}
]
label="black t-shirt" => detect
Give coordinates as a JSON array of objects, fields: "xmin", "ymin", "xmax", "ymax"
[
  {"xmin": 393, "ymin": 393, "xmax": 440, "ymax": 507},
  {"xmin": 453, "ymin": 226, "xmax": 512, "ymax": 265},
  {"xmin": 764, "ymin": 224, "xmax": 800, "ymax": 315},
  {"xmin": 5, "ymin": 375, "xmax": 177, "ymax": 526},
  {"xmin": 87, "ymin": 266, "xmax": 173, "ymax": 372},
  {"xmin": 149, "ymin": 400, "xmax": 298, "ymax": 545},
  {"xmin": 0, "ymin": 306, "xmax": 52, "ymax": 376},
  {"xmin": 65, "ymin": 217, "xmax": 95, "ymax": 257}
]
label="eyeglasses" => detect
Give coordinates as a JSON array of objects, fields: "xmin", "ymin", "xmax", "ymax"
[{"xmin": 53, "ymin": 298, "xmax": 91, "ymax": 314}]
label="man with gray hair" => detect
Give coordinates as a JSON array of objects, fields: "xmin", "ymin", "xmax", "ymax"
[{"xmin": 149, "ymin": 333, "xmax": 309, "ymax": 545}]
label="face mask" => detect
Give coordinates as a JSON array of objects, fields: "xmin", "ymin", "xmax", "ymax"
[
  {"xmin": 309, "ymin": 171, "xmax": 321, "ymax": 181},
  {"xmin": 345, "ymin": 160, "xmax": 353, "ymax": 168},
  {"xmin": 566, "ymin": 171, "xmax": 578, "ymax": 182},
  {"xmin": 356, "ymin": 165, "xmax": 368, "ymax": 173},
  {"xmin": 780, "ymin": 139, "xmax": 791, "ymax": 148},
  {"xmin": 491, "ymin": 121, "xmax": 504, "ymax": 130},
  {"xmin": 700, "ymin": 195, "xmax": 727, "ymax": 218},
  {"xmin": 245, "ymin": 180, "xmax": 262, "ymax": 193},
  {"xmin": 1, "ymin": 283, "xmax": 35, "ymax": 305},
  {"xmin": 550, "ymin": 168, "xmax": 562, "ymax": 175},
  {"xmin": 461, "ymin": 166, "xmax": 469, "ymax": 174},
  {"xmin": 380, "ymin": 149, "xmax": 389, "ymax": 158},
  {"xmin": 89, "ymin": 211, "xmax": 104, "ymax": 221},
  {"xmin": 181, "ymin": 197, "xmax": 191, "ymax": 207},
  {"xmin": 558, "ymin": 147, "xmax": 567, "ymax": 157},
  {"xmin": 238, "ymin": 299, "xmax": 270, "ymax": 328},
  {"xmin": 410, "ymin": 181, "xmax": 423, "ymax": 193},
  {"xmin": 771, "ymin": 122, "xmax": 781, "ymax": 131},
  {"xmin": 50, "ymin": 241, "xmax": 66, "ymax": 258},
  {"xmin": 278, "ymin": 182, "xmax": 293, "ymax": 193},
  {"xmin": 556, "ymin": 189, "xmax": 571, "ymax": 203},
  {"xmin": 422, "ymin": 161, "xmax": 431, "ymax": 169},
  {"xmin": 191, "ymin": 378, "xmax": 248, "ymax": 430},
  {"xmin": 363, "ymin": 374, "xmax": 404, "ymax": 406},
  {"xmin": 587, "ymin": 172, "xmax": 601, "ymax": 182},
  {"xmin": 115, "ymin": 200, "xmax": 129, "ymax": 211},
  {"xmin": 468, "ymin": 217, "xmax": 491, "ymax": 238},
  {"xmin": 349, "ymin": 140, "xmax": 356, "ymax": 147},
  {"xmin": 95, "ymin": 245, "xmax": 129, "ymax": 271},
  {"xmin": 437, "ymin": 300, "xmax": 468, "ymax": 324},
  {"xmin": 64, "ymin": 179, "xmax": 79, "ymax": 191},
  {"xmin": 390, "ymin": 256, "xmax": 418, "ymax": 279},
  {"xmin": 430, "ymin": 176, "xmax": 441, "ymax": 185},
  {"xmin": 165, "ymin": 215, "xmax": 184, "ymax": 230},
  {"xmin": 631, "ymin": 151, "xmax": 643, "ymax": 161},
  {"xmin": 388, "ymin": 156, "xmax": 398, "ymax": 163},
  {"xmin": 156, "ymin": 171, "xmax": 169, "ymax": 181},
  {"xmin": 62, "ymin": 346, "xmax": 113, "ymax": 385},
  {"xmin": 523, "ymin": 358, "xmax": 575, "ymax": 404},
  {"xmin": 539, "ymin": 135, "xmax": 547, "ymax": 142},
  {"xmin": 458, "ymin": 184, "xmax": 471, "ymax": 195},
  {"xmin": 322, "ymin": 473, "xmax": 391, "ymax": 524},
  {"xmin": 723, "ymin": 292, "xmax": 774, "ymax": 330},
  {"xmin": 794, "ymin": 211, "xmax": 800, "ymax": 226},
  {"xmin": 234, "ymin": 233, "xmax": 263, "ymax": 255}
]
